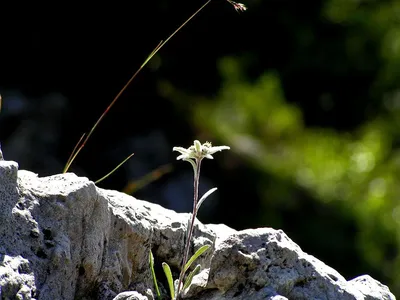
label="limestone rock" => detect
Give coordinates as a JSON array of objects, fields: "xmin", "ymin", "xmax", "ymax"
[
  {"xmin": 113, "ymin": 291, "xmax": 149, "ymax": 300},
  {"xmin": 0, "ymin": 159, "xmax": 396, "ymax": 300}
]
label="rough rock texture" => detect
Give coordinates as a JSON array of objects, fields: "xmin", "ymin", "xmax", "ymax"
[{"xmin": 0, "ymin": 159, "xmax": 396, "ymax": 300}]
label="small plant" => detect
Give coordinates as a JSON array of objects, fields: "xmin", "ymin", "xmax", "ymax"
[{"xmin": 150, "ymin": 140, "xmax": 230, "ymax": 300}]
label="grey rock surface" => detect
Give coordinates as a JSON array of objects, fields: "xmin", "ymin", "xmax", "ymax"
[
  {"xmin": 113, "ymin": 291, "xmax": 149, "ymax": 300},
  {"xmin": 0, "ymin": 159, "xmax": 396, "ymax": 300}
]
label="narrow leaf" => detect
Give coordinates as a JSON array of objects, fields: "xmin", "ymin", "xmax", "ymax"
[
  {"xmin": 184, "ymin": 244, "xmax": 211, "ymax": 273},
  {"xmin": 149, "ymin": 250, "xmax": 161, "ymax": 300},
  {"xmin": 162, "ymin": 262, "xmax": 175, "ymax": 299},
  {"xmin": 196, "ymin": 188, "xmax": 217, "ymax": 211},
  {"xmin": 149, "ymin": 249, "xmax": 154, "ymax": 267},
  {"xmin": 183, "ymin": 264, "xmax": 201, "ymax": 291}
]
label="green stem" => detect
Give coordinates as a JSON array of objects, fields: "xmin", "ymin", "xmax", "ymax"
[{"xmin": 176, "ymin": 158, "xmax": 202, "ymax": 298}]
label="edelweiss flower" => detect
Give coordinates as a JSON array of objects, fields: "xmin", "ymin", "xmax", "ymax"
[
  {"xmin": 173, "ymin": 140, "xmax": 230, "ymax": 161},
  {"xmin": 171, "ymin": 140, "xmax": 230, "ymax": 297}
]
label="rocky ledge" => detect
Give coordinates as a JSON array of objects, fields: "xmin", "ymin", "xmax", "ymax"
[{"xmin": 0, "ymin": 160, "xmax": 396, "ymax": 300}]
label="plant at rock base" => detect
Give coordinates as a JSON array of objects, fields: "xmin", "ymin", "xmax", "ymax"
[{"xmin": 150, "ymin": 140, "xmax": 230, "ymax": 300}]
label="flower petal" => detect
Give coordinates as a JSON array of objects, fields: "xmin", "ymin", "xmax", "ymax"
[
  {"xmin": 207, "ymin": 146, "xmax": 230, "ymax": 155},
  {"xmin": 194, "ymin": 140, "xmax": 202, "ymax": 153},
  {"xmin": 176, "ymin": 154, "xmax": 189, "ymax": 160},
  {"xmin": 173, "ymin": 146, "xmax": 190, "ymax": 154}
]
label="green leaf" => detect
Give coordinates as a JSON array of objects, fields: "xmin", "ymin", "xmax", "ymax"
[
  {"xmin": 149, "ymin": 250, "xmax": 161, "ymax": 300},
  {"xmin": 162, "ymin": 262, "xmax": 175, "ymax": 299},
  {"xmin": 183, "ymin": 264, "xmax": 201, "ymax": 291},
  {"xmin": 184, "ymin": 244, "xmax": 211, "ymax": 273},
  {"xmin": 196, "ymin": 188, "xmax": 217, "ymax": 211}
]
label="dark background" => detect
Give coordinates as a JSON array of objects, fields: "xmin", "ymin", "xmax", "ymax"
[{"xmin": 1, "ymin": 0, "xmax": 399, "ymax": 297}]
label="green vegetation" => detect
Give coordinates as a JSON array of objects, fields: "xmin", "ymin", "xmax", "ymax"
[
  {"xmin": 157, "ymin": 0, "xmax": 400, "ymax": 295},
  {"xmin": 162, "ymin": 51, "xmax": 400, "ymax": 297},
  {"xmin": 150, "ymin": 140, "xmax": 229, "ymax": 299}
]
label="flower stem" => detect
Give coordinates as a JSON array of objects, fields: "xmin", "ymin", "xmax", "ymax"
[{"xmin": 176, "ymin": 158, "xmax": 202, "ymax": 297}]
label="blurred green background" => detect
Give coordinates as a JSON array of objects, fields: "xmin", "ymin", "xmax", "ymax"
[{"xmin": 1, "ymin": 0, "xmax": 399, "ymax": 296}]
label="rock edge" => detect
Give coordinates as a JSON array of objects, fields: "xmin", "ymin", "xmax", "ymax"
[{"xmin": 0, "ymin": 160, "xmax": 396, "ymax": 300}]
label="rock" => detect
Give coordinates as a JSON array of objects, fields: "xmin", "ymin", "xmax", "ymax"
[
  {"xmin": 348, "ymin": 275, "xmax": 395, "ymax": 300},
  {"xmin": 0, "ymin": 159, "xmax": 396, "ymax": 300},
  {"xmin": 0, "ymin": 255, "xmax": 37, "ymax": 299},
  {"xmin": 113, "ymin": 291, "xmax": 148, "ymax": 300}
]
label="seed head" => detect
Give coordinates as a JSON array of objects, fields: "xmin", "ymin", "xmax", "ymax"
[{"xmin": 227, "ymin": 0, "xmax": 247, "ymax": 12}]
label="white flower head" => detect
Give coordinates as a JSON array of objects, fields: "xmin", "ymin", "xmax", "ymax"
[{"xmin": 173, "ymin": 140, "xmax": 230, "ymax": 161}]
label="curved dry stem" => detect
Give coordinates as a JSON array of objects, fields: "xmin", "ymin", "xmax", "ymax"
[
  {"xmin": 63, "ymin": 0, "xmax": 212, "ymax": 173},
  {"xmin": 63, "ymin": 133, "xmax": 86, "ymax": 173}
]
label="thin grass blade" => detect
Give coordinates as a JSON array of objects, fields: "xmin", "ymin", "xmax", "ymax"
[
  {"xmin": 63, "ymin": 0, "xmax": 212, "ymax": 173},
  {"xmin": 162, "ymin": 262, "xmax": 175, "ymax": 299},
  {"xmin": 94, "ymin": 152, "xmax": 135, "ymax": 184},
  {"xmin": 63, "ymin": 133, "xmax": 86, "ymax": 173},
  {"xmin": 183, "ymin": 244, "xmax": 210, "ymax": 273},
  {"xmin": 149, "ymin": 250, "xmax": 162, "ymax": 300},
  {"xmin": 182, "ymin": 264, "xmax": 201, "ymax": 291}
]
